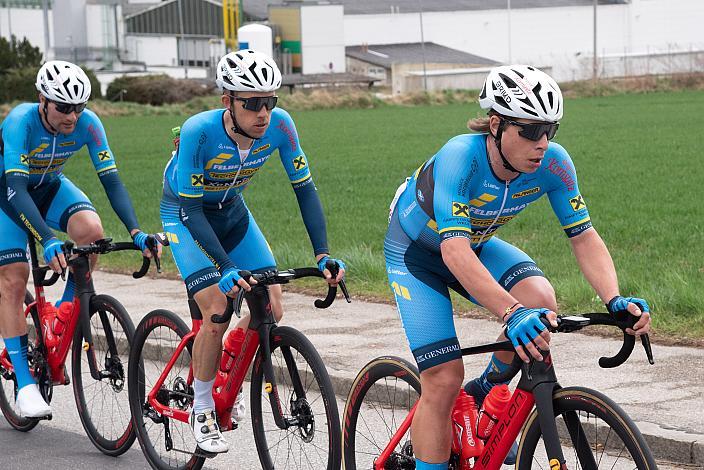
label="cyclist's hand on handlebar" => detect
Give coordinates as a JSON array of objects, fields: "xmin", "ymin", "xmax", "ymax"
[
  {"xmin": 132, "ymin": 230, "xmax": 163, "ymax": 259},
  {"xmin": 317, "ymin": 255, "xmax": 346, "ymax": 286},
  {"xmin": 42, "ymin": 238, "xmax": 67, "ymax": 274},
  {"xmin": 505, "ymin": 307, "xmax": 557, "ymax": 363},
  {"xmin": 607, "ymin": 295, "xmax": 652, "ymax": 336},
  {"xmin": 218, "ymin": 268, "xmax": 256, "ymax": 297}
]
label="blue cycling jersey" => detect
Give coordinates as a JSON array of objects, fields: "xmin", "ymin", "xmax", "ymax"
[
  {"xmin": 163, "ymin": 107, "xmax": 328, "ymax": 273},
  {"xmin": 394, "ymin": 133, "xmax": 592, "ymax": 252},
  {"xmin": 0, "ymin": 103, "xmax": 139, "ymax": 243}
]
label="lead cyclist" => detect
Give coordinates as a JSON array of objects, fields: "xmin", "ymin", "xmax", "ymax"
[
  {"xmin": 384, "ymin": 65, "xmax": 652, "ymax": 470},
  {"xmin": 0, "ymin": 61, "xmax": 160, "ymax": 419},
  {"xmin": 159, "ymin": 49, "xmax": 345, "ymax": 454}
]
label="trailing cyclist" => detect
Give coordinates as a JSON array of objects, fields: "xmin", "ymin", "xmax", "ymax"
[
  {"xmin": 0, "ymin": 61, "xmax": 160, "ymax": 419},
  {"xmin": 384, "ymin": 64, "xmax": 652, "ymax": 470},
  {"xmin": 159, "ymin": 49, "xmax": 345, "ymax": 455}
]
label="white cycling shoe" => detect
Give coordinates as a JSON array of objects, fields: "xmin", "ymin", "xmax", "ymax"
[
  {"xmin": 16, "ymin": 384, "xmax": 52, "ymax": 418},
  {"xmin": 190, "ymin": 409, "xmax": 229, "ymax": 455},
  {"xmin": 233, "ymin": 389, "xmax": 246, "ymax": 423}
]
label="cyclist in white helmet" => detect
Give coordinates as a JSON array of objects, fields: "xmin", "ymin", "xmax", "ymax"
[
  {"xmin": 159, "ymin": 49, "xmax": 345, "ymax": 454},
  {"xmin": 0, "ymin": 60, "xmax": 160, "ymax": 419},
  {"xmin": 384, "ymin": 64, "xmax": 651, "ymax": 469}
]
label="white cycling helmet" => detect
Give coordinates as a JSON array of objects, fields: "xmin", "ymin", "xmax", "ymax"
[
  {"xmin": 216, "ymin": 49, "xmax": 282, "ymax": 92},
  {"xmin": 35, "ymin": 60, "xmax": 91, "ymax": 104},
  {"xmin": 479, "ymin": 65, "xmax": 563, "ymax": 122}
]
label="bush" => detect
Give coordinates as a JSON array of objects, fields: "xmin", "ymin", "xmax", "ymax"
[
  {"xmin": 82, "ymin": 67, "xmax": 103, "ymax": 100},
  {"xmin": 105, "ymin": 74, "xmax": 215, "ymax": 105},
  {"xmin": 0, "ymin": 67, "xmax": 38, "ymax": 103}
]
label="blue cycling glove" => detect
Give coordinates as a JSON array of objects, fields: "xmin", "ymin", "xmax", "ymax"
[
  {"xmin": 42, "ymin": 238, "xmax": 65, "ymax": 265},
  {"xmin": 317, "ymin": 256, "xmax": 346, "ymax": 275},
  {"xmin": 607, "ymin": 296, "xmax": 650, "ymax": 315},
  {"xmin": 504, "ymin": 307, "xmax": 550, "ymax": 349},
  {"xmin": 132, "ymin": 231, "xmax": 150, "ymax": 252},
  {"xmin": 218, "ymin": 268, "xmax": 242, "ymax": 295}
]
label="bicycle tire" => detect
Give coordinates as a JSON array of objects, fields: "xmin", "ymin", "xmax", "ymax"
[
  {"xmin": 516, "ymin": 386, "xmax": 658, "ymax": 470},
  {"xmin": 127, "ymin": 309, "xmax": 204, "ymax": 470},
  {"xmin": 250, "ymin": 325, "xmax": 342, "ymax": 470},
  {"xmin": 71, "ymin": 294, "xmax": 136, "ymax": 456},
  {"xmin": 0, "ymin": 290, "xmax": 43, "ymax": 432},
  {"xmin": 342, "ymin": 355, "xmax": 421, "ymax": 470}
]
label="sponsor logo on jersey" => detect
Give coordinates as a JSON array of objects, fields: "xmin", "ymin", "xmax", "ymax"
[
  {"xmin": 7, "ymin": 187, "xmax": 16, "ymax": 201},
  {"xmin": 20, "ymin": 154, "xmax": 29, "ymax": 164},
  {"xmin": 252, "ymin": 144, "xmax": 270, "ymax": 155},
  {"xmin": 469, "ymin": 193, "xmax": 497, "ymax": 207},
  {"xmin": 278, "ymin": 120, "xmax": 298, "ymax": 152},
  {"xmin": 205, "ymin": 154, "xmax": 233, "ymax": 170},
  {"xmin": 547, "ymin": 158, "xmax": 575, "ymax": 191},
  {"xmin": 59, "ymin": 141, "xmax": 76, "ymax": 147},
  {"xmin": 512, "ymin": 186, "xmax": 540, "ymax": 198},
  {"xmin": 569, "ymin": 194, "xmax": 585, "ymax": 211},
  {"xmin": 87, "ymin": 124, "xmax": 103, "ymax": 147},
  {"xmin": 452, "ymin": 202, "xmax": 470, "ymax": 218},
  {"xmin": 28, "ymin": 143, "xmax": 50, "ymax": 157},
  {"xmin": 98, "ymin": 150, "xmax": 111, "ymax": 161},
  {"xmin": 292, "ymin": 155, "xmax": 307, "ymax": 170},
  {"xmin": 483, "ymin": 181, "xmax": 500, "ymax": 190},
  {"xmin": 191, "ymin": 174, "xmax": 204, "ymax": 187},
  {"xmin": 417, "ymin": 189, "xmax": 424, "ymax": 202}
]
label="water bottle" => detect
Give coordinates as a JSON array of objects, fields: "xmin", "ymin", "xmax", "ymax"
[
  {"xmin": 40, "ymin": 303, "xmax": 60, "ymax": 348},
  {"xmin": 451, "ymin": 389, "xmax": 483, "ymax": 463},
  {"xmin": 52, "ymin": 302, "xmax": 73, "ymax": 337},
  {"xmin": 476, "ymin": 384, "xmax": 511, "ymax": 441},
  {"xmin": 214, "ymin": 328, "xmax": 245, "ymax": 391}
]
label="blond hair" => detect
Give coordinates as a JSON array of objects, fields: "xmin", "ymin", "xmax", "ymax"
[{"xmin": 467, "ymin": 110, "xmax": 501, "ymax": 133}]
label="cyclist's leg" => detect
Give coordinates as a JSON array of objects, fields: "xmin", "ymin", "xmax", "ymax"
[
  {"xmin": 160, "ymin": 197, "xmax": 229, "ymax": 452},
  {"xmin": 221, "ymin": 208, "xmax": 278, "ymax": 330},
  {"xmin": 385, "ymin": 211, "xmax": 461, "ymax": 469},
  {"xmin": 44, "ymin": 175, "xmax": 102, "ymax": 305},
  {"xmin": 0, "ymin": 203, "xmax": 50, "ymax": 416}
]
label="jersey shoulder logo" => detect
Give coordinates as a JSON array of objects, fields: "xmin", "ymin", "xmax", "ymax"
[
  {"xmin": 191, "ymin": 174, "xmax": 204, "ymax": 187},
  {"xmin": 569, "ymin": 194, "xmax": 585, "ymax": 211},
  {"xmin": 98, "ymin": 150, "xmax": 111, "ymax": 161},
  {"xmin": 452, "ymin": 201, "xmax": 470, "ymax": 218},
  {"xmin": 252, "ymin": 143, "xmax": 271, "ymax": 155},
  {"xmin": 292, "ymin": 155, "xmax": 307, "ymax": 170}
]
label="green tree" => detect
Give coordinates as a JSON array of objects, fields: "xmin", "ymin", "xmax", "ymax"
[{"xmin": 0, "ymin": 35, "xmax": 43, "ymax": 72}]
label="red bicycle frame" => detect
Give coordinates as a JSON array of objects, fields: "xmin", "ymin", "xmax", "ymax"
[
  {"xmin": 145, "ymin": 318, "xmax": 262, "ymax": 431},
  {"xmin": 374, "ymin": 388, "xmax": 535, "ymax": 470}
]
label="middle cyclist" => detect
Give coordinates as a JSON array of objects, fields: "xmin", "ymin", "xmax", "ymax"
[{"xmin": 159, "ymin": 49, "xmax": 345, "ymax": 454}]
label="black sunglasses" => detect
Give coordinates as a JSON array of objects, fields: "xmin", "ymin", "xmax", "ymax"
[
  {"xmin": 233, "ymin": 96, "xmax": 278, "ymax": 112},
  {"xmin": 52, "ymin": 101, "xmax": 87, "ymax": 115},
  {"xmin": 503, "ymin": 118, "xmax": 559, "ymax": 141}
]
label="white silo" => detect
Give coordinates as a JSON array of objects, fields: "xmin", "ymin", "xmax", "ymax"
[{"xmin": 238, "ymin": 23, "xmax": 274, "ymax": 58}]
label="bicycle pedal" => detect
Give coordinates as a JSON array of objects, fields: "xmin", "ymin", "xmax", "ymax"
[
  {"xmin": 265, "ymin": 382, "xmax": 272, "ymax": 393},
  {"xmin": 82, "ymin": 341, "xmax": 89, "ymax": 351}
]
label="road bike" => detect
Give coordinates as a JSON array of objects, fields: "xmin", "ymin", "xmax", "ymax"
[
  {"xmin": 342, "ymin": 313, "xmax": 658, "ymax": 469},
  {"xmin": 128, "ymin": 255, "xmax": 350, "ymax": 470},
  {"xmin": 0, "ymin": 236, "xmax": 159, "ymax": 456}
]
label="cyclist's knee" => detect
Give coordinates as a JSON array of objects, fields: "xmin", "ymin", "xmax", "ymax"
[
  {"xmin": 420, "ymin": 360, "xmax": 464, "ymax": 402},
  {"xmin": 0, "ymin": 264, "xmax": 29, "ymax": 304},
  {"xmin": 67, "ymin": 212, "xmax": 104, "ymax": 244},
  {"xmin": 511, "ymin": 277, "xmax": 557, "ymax": 312},
  {"xmin": 199, "ymin": 320, "xmax": 228, "ymax": 340}
]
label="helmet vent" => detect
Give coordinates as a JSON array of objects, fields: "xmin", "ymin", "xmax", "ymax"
[{"xmin": 532, "ymin": 83, "xmax": 548, "ymax": 114}]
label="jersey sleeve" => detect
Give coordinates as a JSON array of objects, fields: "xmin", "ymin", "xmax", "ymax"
[
  {"xmin": 175, "ymin": 115, "xmax": 235, "ymax": 273},
  {"xmin": 2, "ymin": 109, "xmax": 56, "ymax": 243},
  {"xmin": 543, "ymin": 143, "xmax": 592, "ymax": 237},
  {"xmin": 432, "ymin": 138, "xmax": 477, "ymax": 242},
  {"xmin": 80, "ymin": 111, "xmax": 140, "ymax": 232},
  {"xmin": 274, "ymin": 109, "xmax": 329, "ymax": 255}
]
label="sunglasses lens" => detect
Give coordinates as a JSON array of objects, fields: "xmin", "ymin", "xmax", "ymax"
[
  {"xmin": 240, "ymin": 96, "xmax": 278, "ymax": 111},
  {"xmin": 54, "ymin": 102, "xmax": 86, "ymax": 114},
  {"xmin": 519, "ymin": 122, "xmax": 558, "ymax": 141}
]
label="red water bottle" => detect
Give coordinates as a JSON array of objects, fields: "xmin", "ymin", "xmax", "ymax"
[
  {"xmin": 52, "ymin": 302, "xmax": 73, "ymax": 336},
  {"xmin": 40, "ymin": 303, "xmax": 60, "ymax": 348},
  {"xmin": 452, "ymin": 389, "xmax": 483, "ymax": 464},
  {"xmin": 476, "ymin": 384, "xmax": 511, "ymax": 441},
  {"xmin": 214, "ymin": 328, "xmax": 245, "ymax": 391}
]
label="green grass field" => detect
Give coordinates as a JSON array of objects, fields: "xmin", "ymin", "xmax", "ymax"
[{"xmin": 55, "ymin": 90, "xmax": 703, "ymax": 339}]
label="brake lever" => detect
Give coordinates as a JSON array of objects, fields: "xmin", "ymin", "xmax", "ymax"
[
  {"xmin": 146, "ymin": 235, "xmax": 162, "ymax": 273},
  {"xmin": 641, "ymin": 334, "xmax": 654, "ymax": 365}
]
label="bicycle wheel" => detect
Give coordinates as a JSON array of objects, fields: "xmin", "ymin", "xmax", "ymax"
[
  {"xmin": 517, "ymin": 386, "xmax": 658, "ymax": 470},
  {"xmin": 251, "ymin": 325, "xmax": 342, "ymax": 470},
  {"xmin": 71, "ymin": 294, "xmax": 136, "ymax": 456},
  {"xmin": 342, "ymin": 356, "xmax": 421, "ymax": 470},
  {"xmin": 128, "ymin": 309, "xmax": 205, "ymax": 470},
  {"xmin": 0, "ymin": 290, "xmax": 44, "ymax": 432}
]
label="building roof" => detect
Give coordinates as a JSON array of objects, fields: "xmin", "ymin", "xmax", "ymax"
[
  {"xmin": 246, "ymin": 0, "xmax": 627, "ymax": 20},
  {"xmin": 346, "ymin": 42, "xmax": 499, "ymax": 68}
]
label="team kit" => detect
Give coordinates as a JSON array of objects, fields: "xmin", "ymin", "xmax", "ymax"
[{"xmin": 0, "ymin": 53, "xmax": 653, "ymax": 469}]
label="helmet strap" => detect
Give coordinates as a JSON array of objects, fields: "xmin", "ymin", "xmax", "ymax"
[
  {"xmin": 228, "ymin": 93, "xmax": 257, "ymax": 141},
  {"xmin": 490, "ymin": 119, "xmax": 521, "ymax": 174},
  {"xmin": 40, "ymin": 98, "xmax": 59, "ymax": 135}
]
